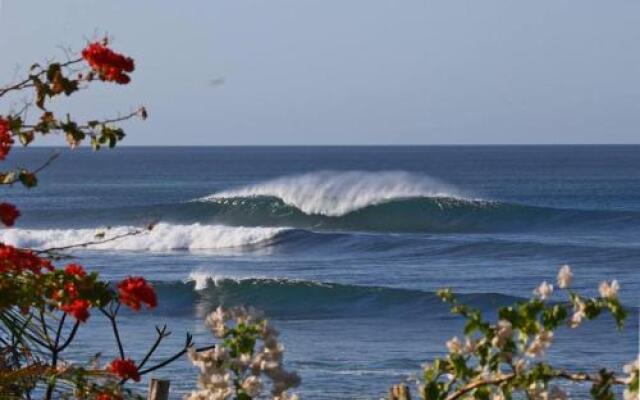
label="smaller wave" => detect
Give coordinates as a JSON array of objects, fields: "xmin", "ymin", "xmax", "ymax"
[
  {"xmin": 202, "ymin": 171, "xmax": 467, "ymax": 216},
  {"xmin": 170, "ymin": 273, "xmax": 522, "ymax": 319},
  {"xmin": 152, "ymin": 275, "xmax": 640, "ymax": 321},
  {"xmin": 0, "ymin": 223, "xmax": 289, "ymax": 251}
]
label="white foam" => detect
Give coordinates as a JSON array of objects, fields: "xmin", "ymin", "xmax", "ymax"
[
  {"xmin": 202, "ymin": 171, "xmax": 463, "ymax": 217},
  {"xmin": 186, "ymin": 271, "xmax": 219, "ymax": 290},
  {"xmin": 0, "ymin": 223, "xmax": 288, "ymax": 251}
]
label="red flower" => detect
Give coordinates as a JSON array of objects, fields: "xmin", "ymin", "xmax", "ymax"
[
  {"xmin": 60, "ymin": 298, "xmax": 90, "ymax": 322},
  {"xmin": 117, "ymin": 276, "xmax": 157, "ymax": 311},
  {"xmin": 96, "ymin": 393, "xmax": 122, "ymax": 400},
  {"xmin": 0, "ymin": 202, "xmax": 20, "ymax": 227},
  {"xmin": 65, "ymin": 263, "xmax": 86, "ymax": 277},
  {"xmin": 0, "ymin": 243, "xmax": 52, "ymax": 274},
  {"xmin": 107, "ymin": 358, "xmax": 140, "ymax": 382},
  {"xmin": 82, "ymin": 42, "xmax": 134, "ymax": 84},
  {"xmin": 64, "ymin": 282, "xmax": 79, "ymax": 299},
  {"xmin": 0, "ymin": 118, "xmax": 13, "ymax": 161}
]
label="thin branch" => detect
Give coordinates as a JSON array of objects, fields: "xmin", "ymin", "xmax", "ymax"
[
  {"xmin": 136, "ymin": 335, "xmax": 215, "ymax": 377},
  {"xmin": 446, "ymin": 374, "xmax": 514, "ymax": 400},
  {"xmin": 137, "ymin": 325, "xmax": 171, "ymax": 370},
  {"xmin": 38, "ymin": 310, "xmax": 53, "ymax": 349},
  {"xmin": 0, "ymin": 58, "xmax": 82, "ymax": 98},
  {"xmin": 445, "ymin": 370, "xmax": 629, "ymax": 400},
  {"xmin": 0, "ymin": 151, "xmax": 61, "ymax": 186},
  {"xmin": 100, "ymin": 306, "xmax": 125, "ymax": 359},
  {"xmin": 554, "ymin": 371, "xmax": 628, "ymax": 386},
  {"xmin": 57, "ymin": 320, "xmax": 80, "ymax": 352},
  {"xmin": 34, "ymin": 223, "xmax": 155, "ymax": 256}
]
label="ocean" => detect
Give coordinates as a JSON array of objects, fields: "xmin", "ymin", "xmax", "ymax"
[{"xmin": 2, "ymin": 145, "xmax": 639, "ymax": 399}]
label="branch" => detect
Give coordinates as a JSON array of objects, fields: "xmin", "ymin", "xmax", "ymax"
[
  {"xmin": 446, "ymin": 374, "xmax": 514, "ymax": 400},
  {"xmin": 100, "ymin": 305, "xmax": 125, "ymax": 359},
  {"xmin": 445, "ymin": 370, "xmax": 629, "ymax": 400},
  {"xmin": 34, "ymin": 222, "xmax": 156, "ymax": 256},
  {"xmin": 554, "ymin": 371, "xmax": 628, "ymax": 385},
  {"xmin": 136, "ymin": 335, "xmax": 216, "ymax": 377},
  {"xmin": 57, "ymin": 320, "xmax": 80, "ymax": 352},
  {"xmin": 0, "ymin": 58, "xmax": 82, "ymax": 98},
  {"xmin": 137, "ymin": 325, "xmax": 171, "ymax": 370},
  {"xmin": 0, "ymin": 151, "xmax": 61, "ymax": 186}
]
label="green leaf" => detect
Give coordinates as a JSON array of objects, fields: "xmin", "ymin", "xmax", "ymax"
[{"xmin": 18, "ymin": 171, "xmax": 37, "ymax": 188}]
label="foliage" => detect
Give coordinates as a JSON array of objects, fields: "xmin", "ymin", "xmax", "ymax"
[
  {"xmin": 407, "ymin": 265, "xmax": 638, "ymax": 400},
  {"xmin": 0, "ymin": 38, "xmax": 198, "ymax": 400}
]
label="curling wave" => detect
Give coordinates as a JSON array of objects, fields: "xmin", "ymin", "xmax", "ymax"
[{"xmin": 202, "ymin": 171, "xmax": 465, "ymax": 216}]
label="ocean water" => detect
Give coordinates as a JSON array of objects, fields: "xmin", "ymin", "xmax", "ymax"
[{"xmin": 3, "ymin": 146, "xmax": 639, "ymax": 399}]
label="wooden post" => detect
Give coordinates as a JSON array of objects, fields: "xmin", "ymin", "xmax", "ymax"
[
  {"xmin": 389, "ymin": 383, "xmax": 411, "ymax": 400},
  {"xmin": 148, "ymin": 378, "xmax": 170, "ymax": 400}
]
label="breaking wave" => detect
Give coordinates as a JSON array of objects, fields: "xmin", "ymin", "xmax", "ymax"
[
  {"xmin": 16, "ymin": 171, "xmax": 640, "ymax": 234},
  {"xmin": 0, "ymin": 223, "xmax": 289, "ymax": 251},
  {"xmin": 202, "ymin": 171, "xmax": 465, "ymax": 216}
]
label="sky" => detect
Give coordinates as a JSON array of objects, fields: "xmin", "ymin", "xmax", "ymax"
[{"xmin": 0, "ymin": 0, "xmax": 638, "ymax": 145}]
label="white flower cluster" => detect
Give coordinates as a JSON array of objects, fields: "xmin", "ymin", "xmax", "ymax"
[
  {"xmin": 445, "ymin": 336, "xmax": 478, "ymax": 354},
  {"xmin": 599, "ymin": 280, "xmax": 620, "ymax": 300},
  {"xmin": 186, "ymin": 306, "xmax": 301, "ymax": 400},
  {"xmin": 525, "ymin": 329, "xmax": 553, "ymax": 358}
]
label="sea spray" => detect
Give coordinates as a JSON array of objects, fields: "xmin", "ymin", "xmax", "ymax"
[{"xmin": 203, "ymin": 171, "xmax": 466, "ymax": 216}]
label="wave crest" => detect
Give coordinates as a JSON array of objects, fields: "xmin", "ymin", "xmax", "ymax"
[
  {"xmin": 0, "ymin": 223, "xmax": 289, "ymax": 251},
  {"xmin": 202, "ymin": 171, "xmax": 465, "ymax": 216}
]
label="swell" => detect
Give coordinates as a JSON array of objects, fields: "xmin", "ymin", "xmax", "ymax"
[{"xmin": 21, "ymin": 195, "xmax": 640, "ymax": 234}]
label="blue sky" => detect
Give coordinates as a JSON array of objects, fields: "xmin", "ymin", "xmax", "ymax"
[{"xmin": 1, "ymin": 0, "xmax": 638, "ymax": 145}]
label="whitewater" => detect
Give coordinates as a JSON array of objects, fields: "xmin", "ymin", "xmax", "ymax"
[{"xmin": 203, "ymin": 170, "xmax": 467, "ymax": 216}]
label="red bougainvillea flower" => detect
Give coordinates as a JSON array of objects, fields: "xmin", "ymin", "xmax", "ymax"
[
  {"xmin": 96, "ymin": 393, "xmax": 123, "ymax": 400},
  {"xmin": 0, "ymin": 118, "xmax": 13, "ymax": 161},
  {"xmin": 64, "ymin": 263, "xmax": 86, "ymax": 277},
  {"xmin": 60, "ymin": 298, "xmax": 91, "ymax": 322},
  {"xmin": 117, "ymin": 276, "xmax": 157, "ymax": 311},
  {"xmin": 81, "ymin": 42, "xmax": 134, "ymax": 84},
  {"xmin": 107, "ymin": 358, "xmax": 140, "ymax": 382},
  {"xmin": 0, "ymin": 243, "xmax": 52, "ymax": 274},
  {"xmin": 0, "ymin": 202, "xmax": 20, "ymax": 227}
]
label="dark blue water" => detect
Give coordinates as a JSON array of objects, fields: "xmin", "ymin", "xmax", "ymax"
[{"xmin": 3, "ymin": 146, "xmax": 639, "ymax": 398}]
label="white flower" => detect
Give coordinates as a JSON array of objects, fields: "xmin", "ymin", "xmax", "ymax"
[
  {"xmin": 599, "ymin": 280, "xmax": 620, "ymax": 300},
  {"xmin": 446, "ymin": 336, "xmax": 463, "ymax": 354},
  {"xmin": 569, "ymin": 299, "xmax": 586, "ymax": 328},
  {"xmin": 623, "ymin": 388, "xmax": 638, "ymax": 400},
  {"xmin": 241, "ymin": 375, "xmax": 263, "ymax": 397},
  {"xmin": 492, "ymin": 319, "xmax": 513, "ymax": 348},
  {"xmin": 206, "ymin": 307, "xmax": 230, "ymax": 338},
  {"xmin": 463, "ymin": 337, "xmax": 477, "ymax": 353},
  {"xmin": 556, "ymin": 265, "xmax": 573, "ymax": 289},
  {"xmin": 526, "ymin": 330, "xmax": 554, "ymax": 358},
  {"xmin": 534, "ymin": 281, "xmax": 554, "ymax": 300}
]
